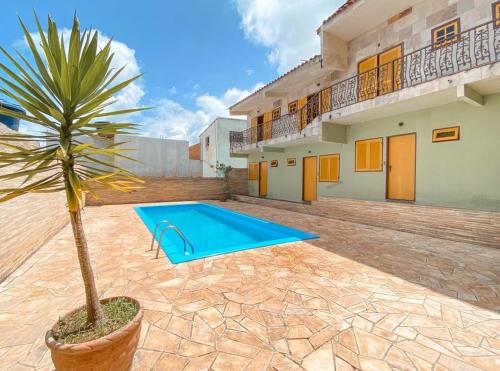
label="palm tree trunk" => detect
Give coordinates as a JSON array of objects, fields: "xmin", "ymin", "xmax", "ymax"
[{"xmin": 69, "ymin": 209, "xmax": 105, "ymax": 325}]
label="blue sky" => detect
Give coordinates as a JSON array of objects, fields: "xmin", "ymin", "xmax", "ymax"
[{"xmin": 0, "ymin": 0, "xmax": 343, "ymax": 142}]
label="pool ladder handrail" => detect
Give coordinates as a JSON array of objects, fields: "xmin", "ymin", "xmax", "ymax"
[
  {"xmin": 150, "ymin": 220, "xmax": 172, "ymax": 251},
  {"xmin": 151, "ymin": 221, "xmax": 194, "ymax": 259}
]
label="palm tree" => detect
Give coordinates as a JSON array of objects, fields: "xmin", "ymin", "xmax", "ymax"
[{"xmin": 0, "ymin": 14, "xmax": 146, "ymax": 325}]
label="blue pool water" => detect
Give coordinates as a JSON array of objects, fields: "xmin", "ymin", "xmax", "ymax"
[{"xmin": 135, "ymin": 203, "xmax": 318, "ymax": 264}]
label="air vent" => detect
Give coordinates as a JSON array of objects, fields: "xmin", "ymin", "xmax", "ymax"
[{"xmin": 432, "ymin": 126, "xmax": 460, "ymax": 142}]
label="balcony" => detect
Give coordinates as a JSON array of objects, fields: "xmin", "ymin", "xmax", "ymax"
[{"xmin": 230, "ymin": 20, "xmax": 500, "ymax": 153}]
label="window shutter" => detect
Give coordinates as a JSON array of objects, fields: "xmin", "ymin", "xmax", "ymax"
[
  {"xmin": 319, "ymin": 156, "xmax": 329, "ymax": 181},
  {"xmin": 319, "ymin": 154, "xmax": 340, "ymax": 182},
  {"xmin": 369, "ymin": 140, "xmax": 382, "ymax": 170},
  {"xmin": 330, "ymin": 155, "xmax": 339, "ymax": 182},
  {"xmin": 356, "ymin": 141, "xmax": 368, "ymax": 171},
  {"xmin": 356, "ymin": 138, "xmax": 382, "ymax": 171}
]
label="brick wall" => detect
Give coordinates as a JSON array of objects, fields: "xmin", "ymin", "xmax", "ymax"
[
  {"xmin": 189, "ymin": 143, "xmax": 200, "ymax": 160},
  {"xmin": 228, "ymin": 168, "xmax": 248, "ymax": 196},
  {"xmin": 233, "ymin": 195, "xmax": 500, "ymax": 248},
  {"xmin": 86, "ymin": 170, "xmax": 248, "ymax": 206},
  {"xmin": 0, "ymin": 124, "xmax": 68, "ymax": 282}
]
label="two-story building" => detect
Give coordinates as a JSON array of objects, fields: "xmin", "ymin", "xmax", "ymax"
[{"xmin": 229, "ymin": 0, "xmax": 500, "ymax": 211}]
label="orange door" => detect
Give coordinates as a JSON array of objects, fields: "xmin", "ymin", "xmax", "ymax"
[
  {"xmin": 263, "ymin": 111, "xmax": 273, "ymax": 140},
  {"xmin": 250, "ymin": 117, "xmax": 257, "ymax": 143},
  {"xmin": 303, "ymin": 156, "xmax": 317, "ymax": 202},
  {"xmin": 379, "ymin": 45, "xmax": 402, "ymax": 95},
  {"xmin": 387, "ymin": 133, "xmax": 416, "ymax": 201},
  {"xmin": 259, "ymin": 161, "xmax": 267, "ymax": 197},
  {"xmin": 358, "ymin": 55, "xmax": 378, "ymax": 101},
  {"xmin": 296, "ymin": 96, "xmax": 308, "ymax": 130}
]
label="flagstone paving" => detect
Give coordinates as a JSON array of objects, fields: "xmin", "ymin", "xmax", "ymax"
[{"xmin": 0, "ymin": 200, "xmax": 499, "ymax": 370}]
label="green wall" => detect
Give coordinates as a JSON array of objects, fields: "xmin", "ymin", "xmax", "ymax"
[{"xmin": 248, "ymin": 93, "xmax": 500, "ymax": 211}]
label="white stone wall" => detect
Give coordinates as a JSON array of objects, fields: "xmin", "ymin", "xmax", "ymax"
[{"xmin": 334, "ymin": 0, "xmax": 496, "ymax": 80}]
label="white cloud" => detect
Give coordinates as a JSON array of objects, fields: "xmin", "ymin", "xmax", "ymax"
[
  {"xmin": 168, "ymin": 86, "xmax": 177, "ymax": 94},
  {"xmin": 141, "ymin": 83, "xmax": 264, "ymax": 143},
  {"xmin": 17, "ymin": 28, "xmax": 145, "ymax": 112},
  {"xmin": 245, "ymin": 68, "xmax": 254, "ymax": 76},
  {"xmin": 234, "ymin": 0, "xmax": 343, "ymax": 73}
]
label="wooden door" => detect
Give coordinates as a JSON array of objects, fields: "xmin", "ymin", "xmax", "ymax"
[
  {"xmin": 297, "ymin": 96, "xmax": 308, "ymax": 130},
  {"xmin": 379, "ymin": 45, "xmax": 402, "ymax": 95},
  {"xmin": 259, "ymin": 161, "xmax": 267, "ymax": 197},
  {"xmin": 263, "ymin": 111, "xmax": 273, "ymax": 140},
  {"xmin": 250, "ymin": 117, "xmax": 257, "ymax": 143},
  {"xmin": 358, "ymin": 55, "xmax": 378, "ymax": 101},
  {"xmin": 256, "ymin": 115, "xmax": 264, "ymax": 142},
  {"xmin": 387, "ymin": 133, "xmax": 416, "ymax": 201},
  {"xmin": 303, "ymin": 156, "xmax": 317, "ymax": 202}
]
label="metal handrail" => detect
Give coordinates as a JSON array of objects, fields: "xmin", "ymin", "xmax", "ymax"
[
  {"xmin": 230, "ymin": 19, "xmax": 500, "ymax": 150},
  {"xmin": 155, "ymin": 225, "xmax": 195, "ymax": 258},
  {"xmin": 150, "ymin": 220, "xmax": 172, "ymax": 251}
]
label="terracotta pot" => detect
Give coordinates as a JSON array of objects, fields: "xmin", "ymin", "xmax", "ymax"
[
  {"xmin": 45, "ymin": 296, "xmax": 143, "ymax": 371},
  {"xmin": 219, "ymin": 194, "xmax": 228, "ymax": 202}
]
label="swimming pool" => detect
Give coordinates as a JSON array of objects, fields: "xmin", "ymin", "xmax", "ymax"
[{"xmin": 135, "ymin": 203, "xmax": 318, "ymax": 264}]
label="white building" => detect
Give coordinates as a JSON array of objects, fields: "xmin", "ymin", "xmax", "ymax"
[{"xmin": 199, "ymin": 117, "xmax": 247, "ymax": 177}]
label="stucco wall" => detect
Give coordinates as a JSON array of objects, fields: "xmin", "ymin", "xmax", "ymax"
[
  {"xmin": 200, "ymin": 118, "xmax": 247, "ymax": 177},
  {"xmin": 114, "ymin": 135, "xmax": 199, "ymax": 177},
  {"xmin": 247, "ymin": 92, "xmax": 500, "ymax": 211},
  {"xmin": 0, "ymin": 124, "xmax": 68, "ymax": 282}
]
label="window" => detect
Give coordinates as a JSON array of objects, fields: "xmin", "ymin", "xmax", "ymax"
[
  {"xmin": 494, "ymin": 1, "xmax": 500, "ymax": 27},
  {"xmin": 288, "ymin": 101, "xmax": 297, "ymax": 114},
  {"xmin": 270, "ymin": 160, "xmax": 278, "ymax": 167},
  {"xmin": 319, "ymin": 154, "xmax": 340, "ymax": 182},
  {"xmin": 248, "ymin": 163, "xmax": 258, "ymax": 180},
  {"xmin": 355, "ymin": 138, "xmax": 383, "ymax": 172},
  {"xmin": 432, "ymin": 19, "xmax": 460, "ymax": 47},
  {"xmin": 272, "ymin": 107, "xmax": 281, "ymax": 120},
  {"xmin": 205, "ymin": 136, "xmax": 210, "ymax": 148},
  {"xmin": 433, "ymin": 126, "xmax": 460, "ymax": 142}
]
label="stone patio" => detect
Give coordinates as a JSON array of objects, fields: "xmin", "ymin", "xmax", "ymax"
[{"xmin": 0, "ymin": 200, "xmax": 499, "ymax": 370}]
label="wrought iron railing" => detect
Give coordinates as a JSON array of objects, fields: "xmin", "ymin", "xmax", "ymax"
[{"xmin": 230, "ymin": 19, "xmax": 500, "ymax": 152}]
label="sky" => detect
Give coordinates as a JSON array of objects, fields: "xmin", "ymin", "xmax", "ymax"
[{"xmin": 0, "ymin": 0, "xmax": 344, "ymax": 143}]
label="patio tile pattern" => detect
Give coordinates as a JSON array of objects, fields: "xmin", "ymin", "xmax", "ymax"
[{"xmin": 0, "ymin": 200, "xmax": 499, "ymax": 370}]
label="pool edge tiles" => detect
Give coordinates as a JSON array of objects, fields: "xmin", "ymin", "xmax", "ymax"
[{"xmin": 134, "ymin": 202, "xmax": 319, "ymax": 264}]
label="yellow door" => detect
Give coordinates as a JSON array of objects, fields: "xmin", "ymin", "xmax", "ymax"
[
  {"xmin": 358, "ymin": 55, "xmax": 378, "ymax": 101},
  {"xmin": 297, "ymin": 96, "xmax": 308, "ymax": 130},
  {"xmin": 263, "ymin": 111, "xmax": 273, "ymax": 140},
  {"xmin": 250, "ymin": 117, "xmax": 257, "ymax": 143},
  {"xmin": 379, "ymin": 45, "xmax": 402, "ymax": 95},
  {"xmin": 259, "ymin": 161, "xmax": 267, "ymax": 197},
  {"xmin": 387, "ymin": 133, "xmax": 416, "ymax": 201},
  {"xmin": 303, "ymin": 156, "xmax": 317, "ymax": 202}
]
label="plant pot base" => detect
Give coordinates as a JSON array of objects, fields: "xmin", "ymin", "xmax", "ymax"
[{"xmin": 45, "ymin": 296, "xmax": 143, "ymax": 371}]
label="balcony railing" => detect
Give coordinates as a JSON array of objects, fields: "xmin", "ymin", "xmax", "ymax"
[{"xmin": 230, "ymin": 19, "xmax": 500, "ymax": 152}]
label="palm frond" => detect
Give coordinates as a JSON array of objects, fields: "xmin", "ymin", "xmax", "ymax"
[{"xmin": 0, "ymin": 12, "xmax": 149, "ymax": 211}]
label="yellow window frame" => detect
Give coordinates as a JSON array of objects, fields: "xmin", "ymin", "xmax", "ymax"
[
  {"xmin": 355, "ymin": 138, "xmax": 383, "ymax": 172},
  {"xmin": 494, "ymin": 1, "xmax": 500, "ymax": 27},
  {"xmin": 272, "ymin": 107, "xmax": 281, "ymax": 120},
  {"xmin": 432, "ymin": 19, "xmax": 460, "ymax": 47},
  {"xmin": 319, "ymin": 154, "xmax": 340, "ymax": 182},
  {"xmin": 288, "ymin": 100, "xmax": 297, "ymax": 114},
  {"xmin": 248, "ymin": 162, "xmax": 259, "ymax": 180},
  {"xmin": 432, "ymin": 126, "xmax": 460, "ymax": 142}
]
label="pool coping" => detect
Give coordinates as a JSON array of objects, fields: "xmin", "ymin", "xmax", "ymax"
[{"xmin": 134, "ymin": 202, "xmax": 319, "ymax": 264}]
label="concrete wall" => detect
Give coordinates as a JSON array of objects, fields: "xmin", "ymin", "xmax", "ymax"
[
  {"xmin": 247, "ymin": 92, "xmax": 500, "ymax": 211},
  {"xmin": 0, "ymin": 124, "xmax": 68, "ymax": 282},
  {"xmin": 200, "ymin": 118, "xmax": 247, "ymax": 177},
  {"xmin": 114, "ymin": 135, "xmax": 201, "ymax": 177}
]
